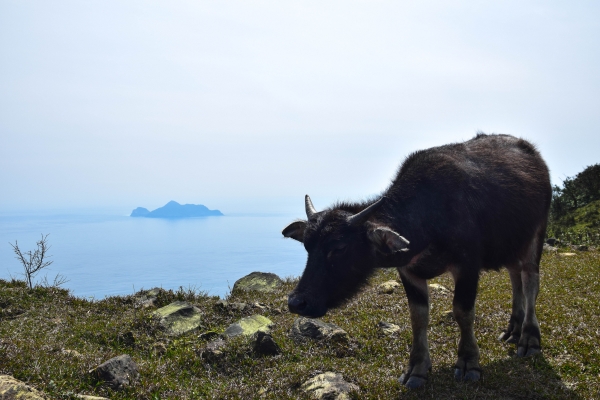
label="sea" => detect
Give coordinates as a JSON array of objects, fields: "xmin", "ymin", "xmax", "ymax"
[{"xmin": 0, "ymin": 212, "xmax": 307, "ymax": 299}]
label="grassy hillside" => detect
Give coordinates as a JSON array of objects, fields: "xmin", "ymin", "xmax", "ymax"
[{"xmin": 1, "ymin": 251, "xmax": 600, "ymax": 399}]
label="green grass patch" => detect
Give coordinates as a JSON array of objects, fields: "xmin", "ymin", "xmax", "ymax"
[{"xmin": 2, "ymin": 252, "xmax": 600, "ymax": 399}]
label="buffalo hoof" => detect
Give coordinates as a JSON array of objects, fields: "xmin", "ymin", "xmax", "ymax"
[
  {"xmin": 517, "ymin": 346, "xmax": 541, "ymax": 357},
  {"xmin": 454, "ymin": 368, "xmax": 481, "ymax": 382},
  {"xmin": 399, "ymin": 374, "xmax": 427, "ymax": 389}
]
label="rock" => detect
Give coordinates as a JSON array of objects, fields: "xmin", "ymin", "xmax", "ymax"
[
  {"xmin": 153, "ymin": 301, "xmax": 203, "ymax": 336},
  {"xmin": 0, "ymin": 375, "xmax": 45, "ymax": 400},
  {"xmin": 559, "ymin": 252, "xmax": 576, "ymax": 257},
  {"xmin": 75, "ymin": 395, "xmax": 109, "ymax": 400},
  {"xmin": 428, "ymin": 283, "xmax": 451, "ymax": 294},
  {"xmin": 545, "ymin": 238, "xmax": 559, "ymax": 246},
  {"xmin": 377, "ymin": 321, "xmax": 401, "ymax": 335},
  {"xmin": 301, "ymin": 372, "xmax": 359, "ymax": 400},
  {"xmin": 290, "ymin": 317, "xmax": 349, "ymax": 343},
  {"xmin": 232, "ymin": 272, "xmax": 283, "ymax": 293},
  {"xmin": 135, "ymin": 287, "xmax": 163, "ymax": 308},
  {"xmin": 252, "ymin": 331, "xmax": 281, "ymax": 355},
  {"xmin": 199, "ymin": 339, "xmax": 227, "ymax": 362},
  {"xmin": 214, "ymin": 300, "xmax": 249, "ymax": 312},
  {"xmin": 543, "ymin": 243, "xmax": 558, "ymax": 253},
  {"xmin": 62, "ymin": 349, "xmax": 83, "ymax": 358},
  {"xmin": 222, "ymin": 315, "xmax": 274, "ymax": 338},
  {"xmin": 378, "ymin": 280, "xmax": 401, "ymax": 294},
  {"xmin": 89, "ymin": 354, "xmax": 139, "ymax": 390}
]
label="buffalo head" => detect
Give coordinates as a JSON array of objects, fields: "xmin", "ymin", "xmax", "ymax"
[{"xmin": 282, "ymin": 195, "xmax": 409, "ymax": 317}]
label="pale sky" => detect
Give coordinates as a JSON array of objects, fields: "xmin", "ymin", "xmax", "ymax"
[{"xmin": 1, "ymin": 1, "xmax": 599, "ymax": 214}]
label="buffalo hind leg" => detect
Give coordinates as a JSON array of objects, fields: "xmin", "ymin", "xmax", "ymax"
[
  {"xmin": 452, "ymin": 270, "xmax": 482, "ymax": 382},
  {"xmin": 501, "ymin": 228, "xmax": 542, "ymax": 356},
  {"xmin": 518, "ymin": 260, "xmax": 541, "ymax": 356},
  {"xmin": 499, "ymin": 267, "xmax": 525, "ymax": 344},
  {"xmin": 398, "ymin": 269, "xmax": 431, "ymax": 389}
]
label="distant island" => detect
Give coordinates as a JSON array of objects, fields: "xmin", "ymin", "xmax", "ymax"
[{"xmin": 130, "ymin": 201, "xmax": 223, "ymax": 218}]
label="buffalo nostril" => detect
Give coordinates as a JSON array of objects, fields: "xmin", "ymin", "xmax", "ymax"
[{"xmin": 288, "ymin": 295, "xmax": 307, "ymax": 314}]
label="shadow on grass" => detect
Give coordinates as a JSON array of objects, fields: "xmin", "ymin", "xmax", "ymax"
[{"xmin": 400, "ymin": 354, "xmax": 581, "ymax": 399}]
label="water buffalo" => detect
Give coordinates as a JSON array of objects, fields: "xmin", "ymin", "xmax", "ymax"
[{"xmin": 282, "ymin": 133, "xmax": 551, "ymax": 388}]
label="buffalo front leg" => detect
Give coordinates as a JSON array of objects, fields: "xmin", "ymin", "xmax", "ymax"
[
  {"xmin": 398, "ymin": 270, "xmax": 431, "ymax": 389},
  {"xmin": 452, "ymin": 271, "xmax": 482, "ymax": 382}
]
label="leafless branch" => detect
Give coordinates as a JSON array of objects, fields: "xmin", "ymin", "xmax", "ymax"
[{"xmin": 10, "ymin": 234, "xmax": 54, "ymax": 290}]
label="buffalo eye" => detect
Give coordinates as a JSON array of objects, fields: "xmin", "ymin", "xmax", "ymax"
[{"xmin": 327, "ymin": 243, "xmax": 347, "ymax": 260}]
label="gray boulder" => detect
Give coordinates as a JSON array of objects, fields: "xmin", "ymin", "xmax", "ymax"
[
  {"xmin": 89, "ymin": 354, "xmax": 139, "ymax": 390},
  {"xmin": 0, "ymin": 375, "xmax": 45, "ymax": 400},
  {"xmin": 232, "ymin": 272, "xmax": 283, "ymax": 293},
  {"xmin": 301, "ymin": 372, "xmax": 359, "ymax": 400},
  {"xmin": 222, "ymin": 314, "xmax": 274, "ymax": 339},
  {"xmin": 135, "ymin": 287, "xmax": 163, "ymax": 308},
  {"xmin": 153, "ymin": 301, "xmax": 203, "ymax": 336},
  {"xmin": 291, "ymin": 317, "xmax": 349, "ymax": 343}
]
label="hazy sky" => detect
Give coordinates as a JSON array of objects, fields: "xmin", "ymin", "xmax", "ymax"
[{"xmin": 1, "ymin": 1, "xmax": 599, "ymax": 214}]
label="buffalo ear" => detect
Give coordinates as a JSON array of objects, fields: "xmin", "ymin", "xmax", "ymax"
[
  {"xmin": 282, "ymin": 221, "xmax": 307, "ymax": 242},
  {"xmin": 368, "ymin": 227, "xmax": 410, "ymax": 254}
]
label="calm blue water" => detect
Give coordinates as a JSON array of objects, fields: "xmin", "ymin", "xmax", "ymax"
[{"xmin": 0, "ymin": 213, "xmax": 307, "ymax": 299}]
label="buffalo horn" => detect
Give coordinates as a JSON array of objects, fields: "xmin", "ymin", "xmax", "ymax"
[
  {"xmin": 305, "ymin": 195, "xmax": 318, "ymax": 220},
  {"xmin": 347, "ymin": 197, "xmax": 385, "ymax": 226}
]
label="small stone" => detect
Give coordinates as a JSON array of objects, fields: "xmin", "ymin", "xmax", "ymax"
[
  {"xmin": 232, "ymin": 272, "xmax": 283, "ymax": 293},
  {"xmin": 290, "ymin": 317, "xmax": 349, "ymax": 344},
  {"xmin": 428, "ymin": 283, "xmax": 451, "ymax": 294},
  {"xmin": 154, "ymin": 301, "xmax": 203, "ymax": 336},
  {"xmin": 301, "ymin": 372, "xmax": 359, "ymax": 400},
  {"xmin": 75, "ymin": 395, "xmax": 110, "ymax": 400},
  {"xmin": 200, "ymin": 339, "xmax": 227, "ymax": 362},
  {"xmin": 543, "ymin": 243, "xmax": 558, "ymax": 253},
  {"xmin": 62, "ymin": 349, "xmax": 83, "ymax": 358},
  {"xmin": 378, "ymin": 321, "xmax": 401, "ymax": 335},
  {"xmin": 571, "ymin": 245, "xmax": 588, "ymax": 252},
  {"xmin": 89, "ymin": 354, "xmax": 139, "ymax": 390},
  {"xmin": 0, "ymin": 375, "xmax": 45, "ymax": 400},
  {"xmin": 222, "ymin": 315, "xmax": 274, "ymax": 338},
  {"xmin": 378, "ymin": 280, "xmax": 401, "ymax": 294},
  {"xmin": 252, "ymin": 331, "xmax": 281, "ymax": 355},
  {"xmin": 545, "ymin": 238, "xmax": 559, "ymax": 246},
  {"xmin": 559, "ymin": 252, "xmax": 577, "ymax": 257}
]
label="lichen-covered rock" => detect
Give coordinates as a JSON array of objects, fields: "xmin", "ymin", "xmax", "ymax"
[
  {"xmin": 214, "ymin": 299, "xmax": 248, "ymax": 312},
  {"xmin": 0, "ymin": 375, "xmax": 45, "ymax": 400},
  {"xmin": 301, "ymin": 372, "xmax": 359, "ymax": 399},
  {"xmin": 252, "ymin": 331, "xmax": 281, "ymax": 355},
  {"xmin": 377, "ymin": 321, "xmax": 401, "ymax": 335},
  {"xmin": 222, "ymin": 315, "xmax": 274, "ymax": 338},
  {"xmin": 232, "ymin": 272, "xmax": 283, "ymax": 293},
  {"xmin": 291, "ymin": 317, "xmax": 349, "ymax": 343},
  {"xmin": 378, "ymin": 280, "xmax": 401, "ymax": 294},
  {"xmin": 153, "ymin": 301, "xmax": 203, "ymax": 336},
  {"xmin": 89, "ymin": 354, "xmax": 139, "ymax": 390}
]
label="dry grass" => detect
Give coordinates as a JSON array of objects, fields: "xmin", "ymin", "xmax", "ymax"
[{"xmin": 1, "ymin": 251, "xmax": 599, "ymax": 399}]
